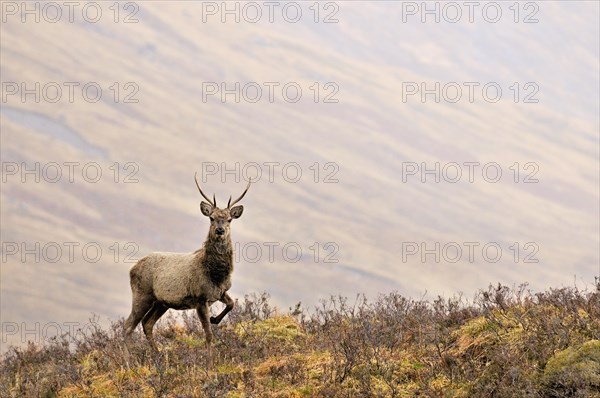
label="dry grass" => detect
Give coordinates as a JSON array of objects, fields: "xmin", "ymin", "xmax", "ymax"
[{"xmin": 1, "ymin": 283, "xmax": 599, "ymax": 397}]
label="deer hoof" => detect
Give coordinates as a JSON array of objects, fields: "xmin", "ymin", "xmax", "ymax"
[{"xmin": 210, "ymin": 316, "xmax": 219, "ymax": 324}]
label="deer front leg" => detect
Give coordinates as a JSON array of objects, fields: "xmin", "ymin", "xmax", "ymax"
[
  {"xmin": 210, "ymin": 292, "xmax": 234, "ymax": 324},
  {"xmin": 197, "ymin": 304, "xmax": 213, "ymax": 367}
]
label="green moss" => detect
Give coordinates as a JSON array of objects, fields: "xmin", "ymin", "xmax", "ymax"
[
  {"xmin": 217, "ymin": 363, "xmax": 245, "ymax": 374},
  {"xmin": 235, "ymin": 316, "xmax": 304, "ymax": 344},
  {"xmin": 296, "ymin": 385, "xmax": 314, "ymax": 396},
  {"xmin": 176, "ymin": 334, "xmax": 205, "ymax": 347},
  {"xmin": 453, "ymin": 316, "xmax": 497, "ymax": 354},
  {"xmin": 543, "ymin": 340, "xmax": 600, "ymax": 396}
]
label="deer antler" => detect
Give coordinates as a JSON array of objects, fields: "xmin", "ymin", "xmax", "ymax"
[
  {"xmin": 194, "ymin": 172, "xmax": 216, "ymax": 207},
  {"xmin": 228, "ymin": 179, "xmax": 251, "ymax": 208}
]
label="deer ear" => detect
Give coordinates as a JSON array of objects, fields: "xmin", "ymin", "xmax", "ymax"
[
  {"xmin": 200, "ymin": 201, "xmax": 212, "ymax": 217},
  {"xmin": 230, "ymin": 205, "xmax": 244, "ymax": 219}
]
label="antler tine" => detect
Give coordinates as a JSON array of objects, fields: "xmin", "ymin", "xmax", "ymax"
[
  {"xmin": 194, "ymin": 172, "xmax": 215, "ymax": 207},
  {"xmin": 228, "ymin": 179, "xmax": 252, "ymax": 208}
]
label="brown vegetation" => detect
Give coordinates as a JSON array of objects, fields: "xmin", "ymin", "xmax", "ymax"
[{"xmin": 1, "ymin": 282, "xmax": 599, "ymax": 397}]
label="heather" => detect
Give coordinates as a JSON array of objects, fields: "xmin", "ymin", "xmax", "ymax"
[{"xmin": 1, "ymin": 283, "xmax": 599, "ymax": 397}]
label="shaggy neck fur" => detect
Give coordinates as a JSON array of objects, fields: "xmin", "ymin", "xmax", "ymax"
[{"xmin": 200, "ymin": 233, "xmax": 233, "ymax": 285}]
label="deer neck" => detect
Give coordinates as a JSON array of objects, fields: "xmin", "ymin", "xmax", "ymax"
[{"xmin": 201, "ymin": 234, "xmax": 233, "ymax": 285}]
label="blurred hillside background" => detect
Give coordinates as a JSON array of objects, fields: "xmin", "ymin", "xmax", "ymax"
[{"xmin": 1, "ymin": 1, "xmax": 598, "ymax": 351}]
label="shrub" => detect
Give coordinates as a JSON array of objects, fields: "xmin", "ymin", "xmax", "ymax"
[{"xmin": 1, "ymin": 283, "xmax": 599, "ymax": 397}]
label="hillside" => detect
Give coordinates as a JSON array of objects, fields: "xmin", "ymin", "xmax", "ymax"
[
  {"xmin": 2, "ymin": 3, "xmax": 599, "ymax": 338},
  {"xmin": 1, "ymin": 283, "xmax": 599, "ymax": 397}
]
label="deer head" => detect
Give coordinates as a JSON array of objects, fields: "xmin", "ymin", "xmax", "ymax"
[{"xmin": 194, "ymin": 172, "xmax": 250, "ymax": 239}]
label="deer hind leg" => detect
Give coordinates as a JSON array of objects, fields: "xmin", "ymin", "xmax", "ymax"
[
  {"xmin": 210, "ymin": 292, "xmax": 235, "ymax": 325},
  {"xmin": 125, "ymin": 294, "xmax": 155, "ymax": 337},
  {"xmin": 197, "ymin": 304, "xmax": 213, "ymax": 367},
  {"xmin": 142, "ymin": 303, "xmax": 168, "ymax": 350}
]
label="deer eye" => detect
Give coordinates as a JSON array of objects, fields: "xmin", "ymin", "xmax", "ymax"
[
  {"xmin": 209, "ymin": 217, "xmax": 214, "ymax": 222},
  {"xmin": 227, "ymin": 219, "xmax": 232, "ymax": 223}
]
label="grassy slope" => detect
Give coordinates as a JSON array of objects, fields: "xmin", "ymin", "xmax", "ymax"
[{"xmin": 1, "ymin": 283, "xmax": 599, "ymax": 398}]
